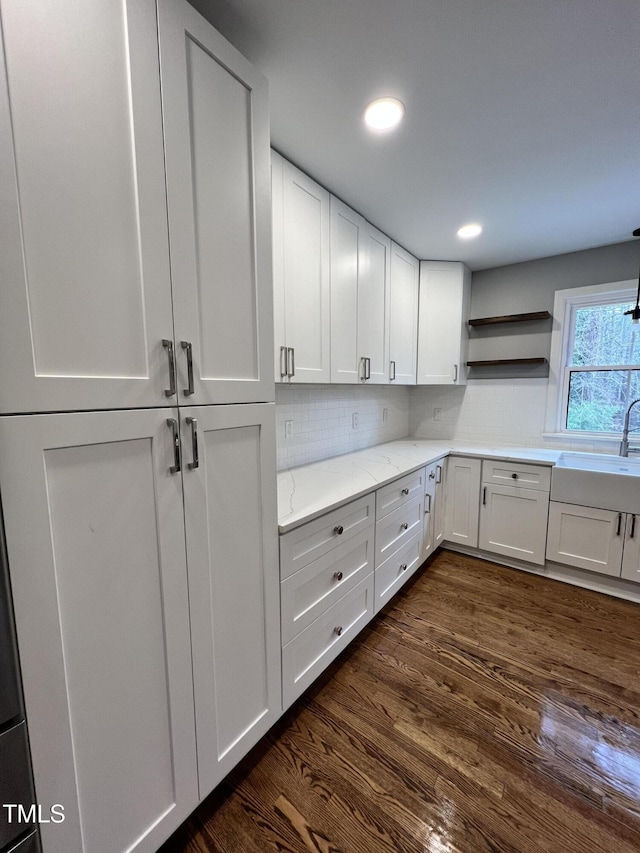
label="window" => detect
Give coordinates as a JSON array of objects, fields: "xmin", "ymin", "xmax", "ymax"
[{"xmin": 546, "ymin": 280, "xmax": 640, "ymax": 438}]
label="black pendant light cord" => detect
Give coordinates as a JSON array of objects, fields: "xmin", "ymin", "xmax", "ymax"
[{"xmin": 624, "ymin": 228, "xmax": 640, "ymax": 323}]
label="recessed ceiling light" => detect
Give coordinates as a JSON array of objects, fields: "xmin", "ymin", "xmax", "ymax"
[
  {"xmin": 364, "ymin": 97, "xmax": 405, "ymax": 131},
  {"xmin": 457, "ymin": 223, "xmax": 483, "ymax": 239}
]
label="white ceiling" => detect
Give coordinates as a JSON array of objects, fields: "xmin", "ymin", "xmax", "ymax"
[{"xmin": 192, "ymin": 0, "xmax": 640, "ymax": 270}]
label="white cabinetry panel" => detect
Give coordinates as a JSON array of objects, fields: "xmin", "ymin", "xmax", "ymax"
[
  {"xmin": 445, "ymin": 457, "xmax": 481, "ymax": 547},
  {"xmin": 389, "ymin": 243, "xmax": 419, "ymax": 384},
  {"xmin": 0, "ymin": 0, "xmax": 174, "ymax": 413},
  {"xmin": 546, "ymin": 502, "xmax": 625, "ymax": 576},
  {"xmin": 621, "ymin": 514, "xmax": 640, "ymax": 582},
  {"xmin": 358, "ymin": 223, "xmax": 390, "ymax": 384},
  {"xmin": 158, "ymin": 0, "xmax": 273, "ymax": 404},
  {"xmin": 374, "ymin": 533, "xmax": 423, "ymax": 614},
  {"xmin": 330, "ymin": 198, "xmax": 364, "ymax": 383},
  {"xmin": 479, "ymin": 484, "xmax": 549, "ymax": 565},
  {"xmin": 272, "ymin": 153, "xmax": 331, "ymax": 383},
  {"xmin": 180, "ymin": 403, "xmax": 280, "ymax": 797},
  {"xmin": 417, "ymin": 261, "xmax": 470, "ymax": 385},
  {"xmin": 0, "ymin": 410, "xmax": 197, "ymax": 853}
]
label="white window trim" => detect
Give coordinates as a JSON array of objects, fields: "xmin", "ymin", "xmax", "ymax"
[{"xmin": 544, "ymin": 279, "xmax": 636, "ymax": 441}]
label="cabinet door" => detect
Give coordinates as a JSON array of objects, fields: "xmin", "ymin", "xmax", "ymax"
[
  {"xmin": 358, "ymin": 223, "xmax": 390, "ymax": 384},
  {"xmin": 389, "ymin": 243, "xmax": 419, "ymax": 384},
  {"xmin": 621, "ymin": 514, "xmax": 640, "ymax": 582},
  {"xmin": 330, "ymin": 197, "xmax": 364, "ymax": 383},
  {"xmin": 180, "ymin": 404, "xmax": 281, "ymax": 797},
  {"xmin": 158, "ymin": 0, "xmax": 274, "ymax": 405},
  {"xmin": 433, "ymin": 460, "xmax": 447, "ymax": 548},
  {"xmin": 271, "ymin": 151, "xmax": 287, "ymax": 381},
  {"xmin": 546, "ymin": 502, "xmax": 624, "ymax": 576},
  {"xmin": 422, "ymin": 463, "xmax": 437, "ymax": 560},
  {"xmin": 0, "ymin": 410, "xmax": 198, "ymax": 853},
  {"xmin": 417, "ymin": 261, "xmax": 470, "ymax": 385},
  {"xmin": 0, "ymin": 0, "xmax": 175, "ymax": 414},
  {"xmin": 279, "ymin": 158, "xmax": 331, "ymax": 383},
  {"xmin": 444, "ymin": 457, "xmax": 481, "ymax": 547},
  {"xmin": 480, "ymin": 484, "xmax": 550, "ymax": 566}
]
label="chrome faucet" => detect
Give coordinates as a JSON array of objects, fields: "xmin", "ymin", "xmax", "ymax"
[{"xmin": 620, "ymin": 398, "xmax": 640, "ymax": 457}]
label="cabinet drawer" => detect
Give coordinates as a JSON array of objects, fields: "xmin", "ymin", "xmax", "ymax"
[
  {"xmin": 376, "ymin": 468, "xmax": 425, "ymax": 520},
  {"xmin": 481, "ymin": 459, "xmax": 551, "ymax": 491},
  {"xmin": 281, "ymin": 527, "xmax": 374, "ymax": 644},
  {"xmin": 374, "ymin": 532, "xmax": 423, "ymax": 614},
  {"xmin": 280, "ymin": 493, "xmax": 375, "ymax": 579},
  {"xmin": 282, "ymin": 574, "xmax": 373, "ymax": 709},
  {"xmin": 375, "ymin": 497, "xmax": 423, "ymax": 566}
]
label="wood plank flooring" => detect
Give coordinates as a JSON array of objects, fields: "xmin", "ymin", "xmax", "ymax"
[{"xmin": 160, "ymin": 551, "xmax": 640, "ymax": 853}]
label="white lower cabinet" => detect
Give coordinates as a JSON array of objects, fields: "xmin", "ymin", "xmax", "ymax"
[
  {"xmin": 180, "ymin": 404, "xmax": 281, "ymax": 797},
  {"xmin": 433, "ymin": 459, "xmax": 447, "ymax": 548},
  {"xmin": 374, "ymin": 533, "xmax": 423, "ymax": 614},
  {"xmin": 422, "ymin": 462, "xmax": 437, "ymax": 560},
  {"xmin": 546, "ymin": 501, "xmax": 639, "ymax": 579},
  {"xmin": 0, "ymin": 410, "xmax": 198, "ymax": 853},
  {"xmin": 444, "ymin": 457, "xmax": 481, "ymax": 547}
]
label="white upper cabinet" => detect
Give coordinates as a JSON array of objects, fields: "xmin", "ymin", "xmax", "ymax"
[
  {"xmin": 0, "ymin": 409, "xmax": 198, "ymax": 853},
  {"xmin": 417, "ymin": 261, "xmax": 471, "ymax": 385},
  {"xmin": 330, "ymin": 196, "xmax": 390, "ymax": 384},
  {"xmin": 158, "ymin": 0, "xmax": 274, "ymax": 405},
  {"xmin": 0, "ymin": 0, "xmax": 175, "ymax": 414},
  {"xmin": 389, "ymin": 243, "xmax": 419, "ymax": 384},
  {"xmin": 271, "ymin": 152, "xmax": 331, "ymax": 383}
]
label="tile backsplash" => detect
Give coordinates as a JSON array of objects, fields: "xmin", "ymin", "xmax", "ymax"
[{"xmin": 276, "ymin": 384, "xmax": 410, "ymax": 469}]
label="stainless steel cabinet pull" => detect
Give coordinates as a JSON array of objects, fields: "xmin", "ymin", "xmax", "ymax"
[
  {"xmin": 167, "ymin": 418, "xmax": 181, "ymax": 474},
  {"xmin": 401, "ymin": 487, "xmax": 409, "ymax": 495},
  {"xmin": 617, "ymin": 513, "xmax": 623, "ymax": 536},
  {"xmin": 186, "ymin": 417, "xmax": 199, "ymax": 469},
  {"xmin": 334, "ymin": 626, "xmax": 343, "ymax": 636},
  {"xmin": 453, "ymin": 364, "xmax": 458, "ymax": 382},
  {"xmin": 181, "ymin": 341, "xmax": 194, "ymax": 396},
  {"xmin": 333, "ymin": 571, "xmax": 343, "ymax": 581},
  {"xmin": 334, "ymin": 525, "xmax": 344, "ymax": 535},
  {"xmin": 390, "ymin": 360, "xmax": 396, "ymax": 381},
  {"xmin": 483, "ymin": 486, "xmax": 487, "ymax": 506},
  {"xmin": 425, "ymin": 494, "xmax": 432, "ymax": 514},
  {"xmin": 280, "ymin": 346, "xmax": 288, "ymax": 378},
  {"xmin": 162, "ymin": 339, "xmax": 176, "ymax": 397},
  {"xmin": 400, "ymin": 563, "xmax": 408, "ymax": 572},
  {"xmin": 287, "ymin": 347, "xmax": 295, "ymax": 378},
  {"xmin": 436, "ymin": 465, "xmax": 442, "ymax": 484},
  {"xmin": 366, "ymin": 357, "xmax": 371, "ymax": 380},
  {"xmin": 512, "ymin": 472, "xmax": 518, "ymax": 480},
  {"xmin": 429, "ymin": 470, "xmax": 436, "ymax": 480},
  {"xmin": 630, "ymin": 515, "xmax": 637, "ymax": 539},
  {"xmin": 402, "ymin": 522, "xmax": 409, "ymax": 530},
  {"xmin": 361, "ymin": 356, "xmax": 371, "ymax": 381}
]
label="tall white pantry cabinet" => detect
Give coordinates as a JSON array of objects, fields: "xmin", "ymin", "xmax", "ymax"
[{"xmin": 0, "ymin": 2, "xmax": 280, "ymax": 853}]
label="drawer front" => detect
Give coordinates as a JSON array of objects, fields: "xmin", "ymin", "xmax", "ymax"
[
  {"xmin": 281, "ymin": 527, "xmax": 374, "ymax": 644},
  {"xmin": 375, "ymin": 497, "xmax": 423, "ymax": 566},
  {"xmin": 280, "ymin": 493, "xmax": 375, "ymax": 579},
  {"xmin": 481, "ymin": 459, "xmax": 551, "ymax": 491},
  {"xmin": 0, "ymin": 723, "xmax": 36, "ymax": 849},
  {"xmin": 376, "ymin": 468, "xmax": 425, "ymax": 520},
  {"xmin": 282, "ymin": 574, "xmax": 373, "ymax": 709},
  {"xmin": 374, "ymin": 532, "xmax": 423, "ymax": 614}
]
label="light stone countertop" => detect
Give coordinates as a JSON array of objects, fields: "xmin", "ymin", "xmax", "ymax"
[{"xmin": 277, "ymin": 438, "xmax": 563, "ymax": 533}]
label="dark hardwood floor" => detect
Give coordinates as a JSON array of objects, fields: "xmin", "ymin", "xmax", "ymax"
[{"xmin": 160, "ymin": 551, "xmax": 640, "ymax": 853}]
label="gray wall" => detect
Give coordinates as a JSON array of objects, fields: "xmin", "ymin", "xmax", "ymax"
[{"xmin": 467, "ymin": 240, "xmax": 639, "ymax": 379}]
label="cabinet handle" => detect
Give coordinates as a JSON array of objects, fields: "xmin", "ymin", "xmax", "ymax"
[
  {"xmin": 181, "ymin": 341, "xmax": 194, "ymax": 396},
  {"xmin": 402, "ymin": 522, "xmax": 409, "ymax": 530},
  {"xmin": 167, "ymin": 418, "xmax": 181, "ymax": 474},
  {"xmin": 162, "ymin": 339, "xmax": 176, "ymax": 397},
  {"xmin": 186, "ymin": 417, "xmax": 199, "ymax": 470},
  {"xmin": 436, "ymin": 465, "xmax": 442, "ymax": 484},
  {"xmin": 390, "ymin": 360, "xmax": 396, "ymax": 381},
  {"xmin": 361, "ymin": 357, "xmax": 371, "ymax": 381},
  {"xmin": 483, "ymin": 486, "xmax": 487, "ymax": 506},
  {"xmin": 401, "ymin": 487, "xmax": 409, "ymax": 495},
  {"xmin": 287, "ymin": 347, "xmax": 295, "ymax": 378},
  {"xmin": 280, "ymin": 346, "xmax": 288, "ymax": 378},
  {"xmin": 333, "ymin": 571, "xmax": 343, "ymax": 581},
  {"xmin": 630, "ymin": 515, "xmax": 636, "ymax": 539},
  {"xmin": 334, "ymin": 525, "xmax": 344, "ymax": 535},
  {"xmin": 511, "ymin": 472, "xmax": 518, "ymax": 480},
  {"xmin": 400, "ymin": 563, "xmax": 408, "ymax": 572},
  {"xmin": 453, "ymin": 364, "xmax": 458, "ymax": 383},
  {"xmin": 425, "ymin": 494, "xmax": 432, "ymax": 514},
  {"xmin": 334, "ymin": 626, "xmax": 343, "ymax": 636},
  {"xmin": 429, "ymin": 470, "xmax": 436, "ymax": 480},
  {"xmin": 616, "ymin": 513, "xmax": 622, "ymax": 536}
]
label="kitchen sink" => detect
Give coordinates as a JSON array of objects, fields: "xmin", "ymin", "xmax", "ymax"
[{"xmin": 551, "ymin": 452, "xmax": 640, "ymax": 513}]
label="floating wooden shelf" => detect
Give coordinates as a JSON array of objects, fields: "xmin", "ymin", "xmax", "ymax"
[
  {"xmin": 466, "ymin": 357, "xmax": 548, "ymax": 367},
  {"xmin": 468, "ymin": 311, "xmax": 551, "ymax": 327}
]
